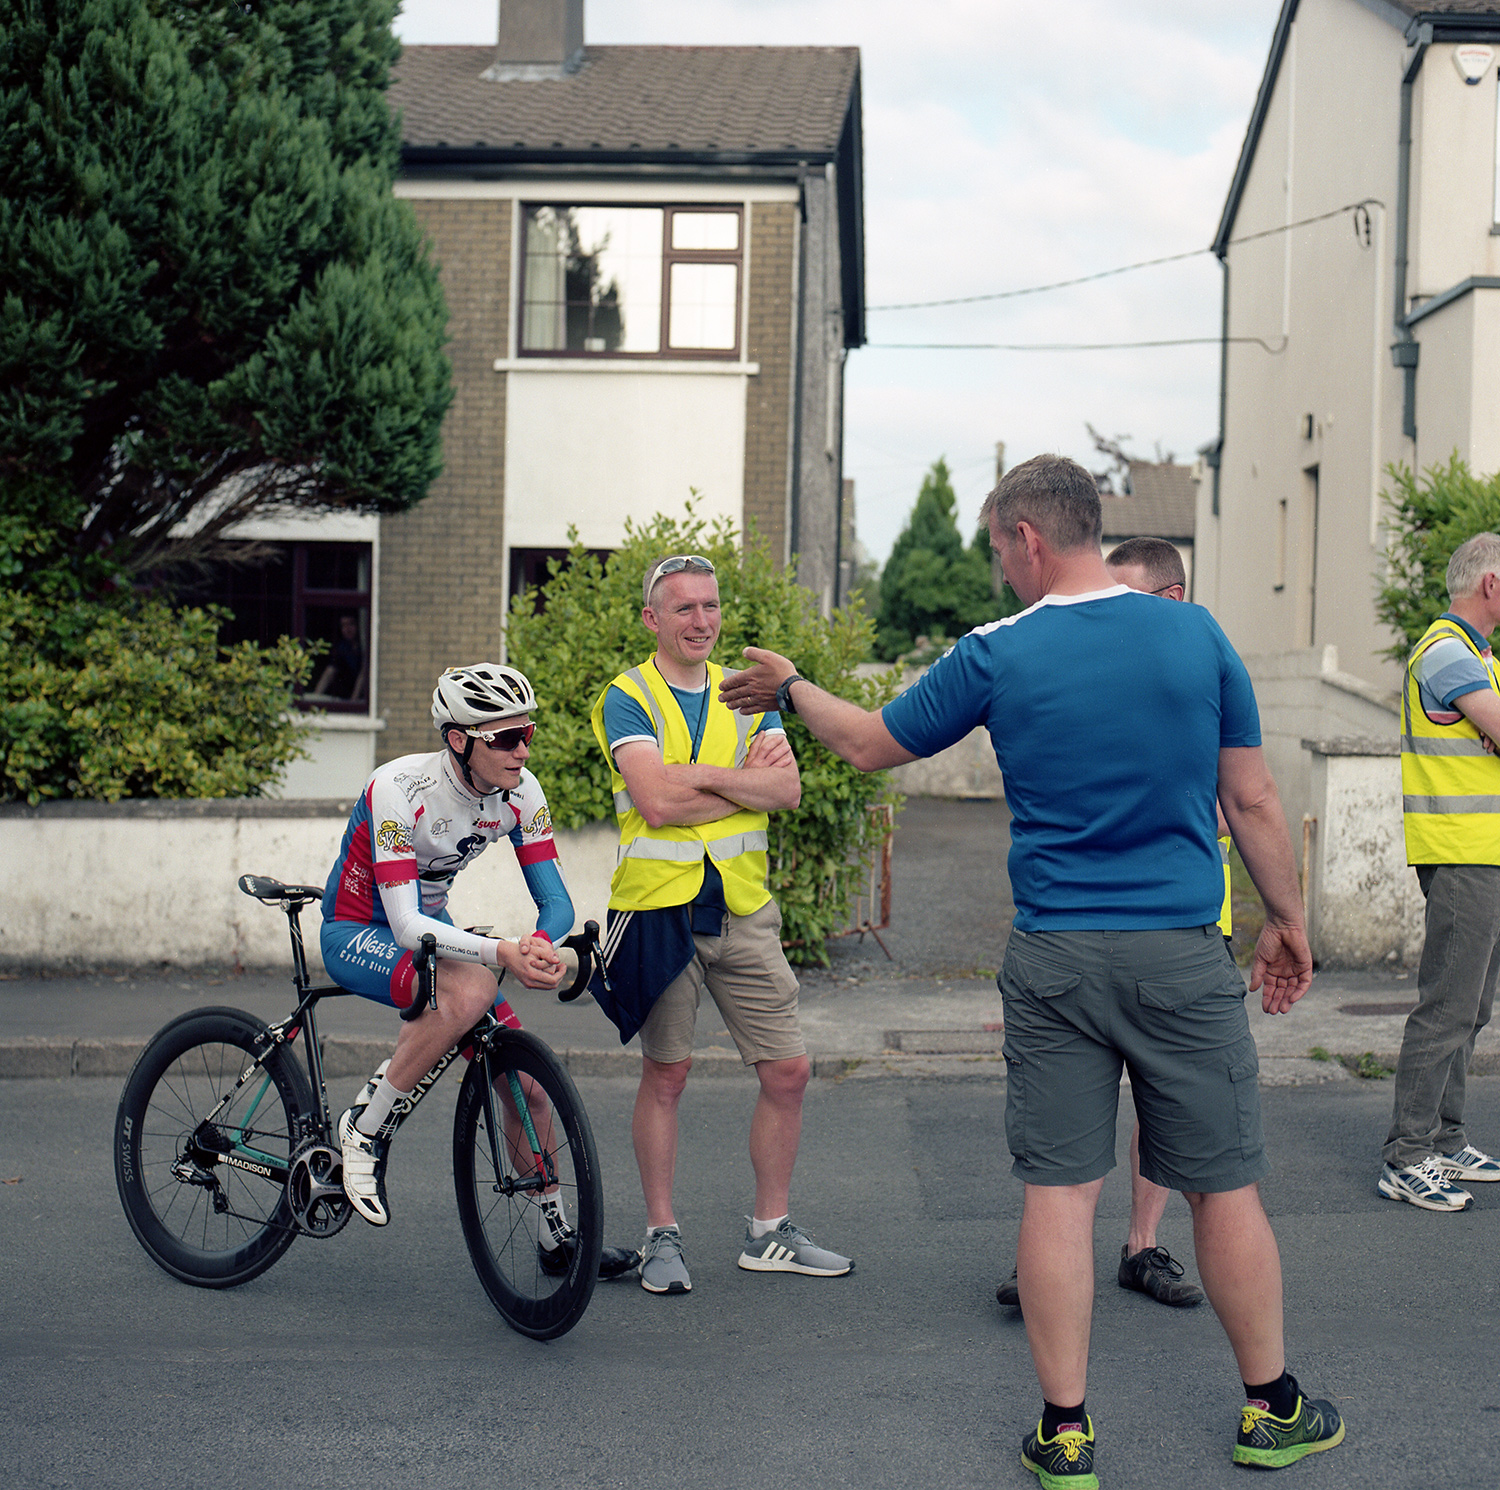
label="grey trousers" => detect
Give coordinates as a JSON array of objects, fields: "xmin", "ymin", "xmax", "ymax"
[{"xmin": 1382, "ymin": 863, "xmax": 1500, "ymax": 1166}]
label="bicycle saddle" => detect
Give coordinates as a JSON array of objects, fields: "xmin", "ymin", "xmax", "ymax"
[{"xmin": 238, "ymin": 874, "xmax": 324, "ymax": 904}]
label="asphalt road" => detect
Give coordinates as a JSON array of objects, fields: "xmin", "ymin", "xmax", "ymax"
[{"xmin": 3, "ymin": 1070, "xmax": 1498, "ymax": 1490}]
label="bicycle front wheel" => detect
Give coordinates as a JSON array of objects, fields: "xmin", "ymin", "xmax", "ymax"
[
  {"xmin": 114, "ymin": 1007, "xmax": 312, "ymax": 1288},
  {"xmin": 452, "ymin": 1029, "xmax": 604, "ymax": 1340}
]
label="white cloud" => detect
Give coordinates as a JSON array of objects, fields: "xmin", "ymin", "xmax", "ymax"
[{"xmin": 394, "ymin": 0, "xmax": 1285, "ymax": 559}]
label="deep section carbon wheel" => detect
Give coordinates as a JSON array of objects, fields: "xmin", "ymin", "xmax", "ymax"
[
  {"xmin": 114, "ymin": 1007, "xmax": 313, "ymax": 1287},
  {"xmin": 452, "ymin": 1029, "xmax": 604, "ymax": 1340}
]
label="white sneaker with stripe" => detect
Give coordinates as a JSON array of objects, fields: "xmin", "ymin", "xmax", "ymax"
[{"xmin": 737, "ymin": 1218, "xmax": 852, "ymax": 1276}]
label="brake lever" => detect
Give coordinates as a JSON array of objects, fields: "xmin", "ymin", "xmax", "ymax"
[
  {"xmin": 400, "ymin": 933, "xmax": 438, "ymax": 1022},
  {"xmin": 558, "ymin": 919, "xmax": 608, "ymax": 1003}
]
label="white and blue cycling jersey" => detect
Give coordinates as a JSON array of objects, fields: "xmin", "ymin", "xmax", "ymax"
[{"xmin": 320, "ymin": 749, "xmax": 572, "ymax": 1008}]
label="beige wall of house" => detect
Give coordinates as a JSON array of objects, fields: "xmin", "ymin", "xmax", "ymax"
[{"xmin": 1198, "ymin": 0, "xmax": 1408, "ymax": 695}]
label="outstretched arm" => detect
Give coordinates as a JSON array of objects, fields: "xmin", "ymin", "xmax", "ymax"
[{"xmin": 717, "ymin": 648, "xmax": 916, "ymax": 773}]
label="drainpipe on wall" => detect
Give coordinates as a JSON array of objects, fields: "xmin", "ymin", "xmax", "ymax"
[{"xmin": 1392, "ymin": 23, "xmax": 1432, "ymax": 443}]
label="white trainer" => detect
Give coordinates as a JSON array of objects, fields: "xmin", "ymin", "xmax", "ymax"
[
  {"xmin": 338, "ymin": 1107, "xmax": 391, "ymax": 1226},
  {"xmin": 1378, "ymin": 1156, "xmax": 1473, "ymax": 1212}
]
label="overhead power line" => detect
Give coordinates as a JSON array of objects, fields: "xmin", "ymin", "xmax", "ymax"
[{"xmin": 867, "ymin": 198, "xmax": 1384, "ymax": 312}]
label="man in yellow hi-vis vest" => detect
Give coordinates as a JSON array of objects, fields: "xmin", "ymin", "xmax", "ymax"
[
  {"xmin": 588, "ymin": 553, "xmax": 853, "ymax": 1295},
  {"xmin": 1383, "ymin": 531, "xmax": 1500, "ymax": 1212}
]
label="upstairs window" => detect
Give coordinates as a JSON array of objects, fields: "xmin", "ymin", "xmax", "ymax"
[{"xmin": 520, "ymin": 205, "xmax": 742, "ymax": 358}]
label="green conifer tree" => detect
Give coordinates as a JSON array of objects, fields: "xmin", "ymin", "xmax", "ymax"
[
  {"xmin": 874, "ymin": 458, "xmax": 1005, "ymax": 660},
  {"xmin": 0, "ymin": 0, "xmax": 451, "ymax": 574}
]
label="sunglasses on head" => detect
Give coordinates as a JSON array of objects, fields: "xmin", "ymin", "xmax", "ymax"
[
  {"xmin": 465, "ymin": 722, "xmax": 535, "ymax": 751},
  {"xmin": 645, "ymin": 554, "xmax": 715, "ymax": 601}
]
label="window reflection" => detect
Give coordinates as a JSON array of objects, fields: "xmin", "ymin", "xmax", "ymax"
[
  {"xmin": 523, "ymin": 206, "xmax": 663, "ymax": 353},
  {"xmin": 671, "ymin": 212, "xmax": 739, "ymax": 252},
  {"xmin": 668, "ymin": 262, "xmax": 738, "ymax": 350}
]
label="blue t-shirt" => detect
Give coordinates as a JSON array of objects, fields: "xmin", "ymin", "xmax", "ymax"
[
  {"xmin": 1411, "ymin": 613, "xmax": 1493, "ymax": 721},
  {"xmin": 881, "ymin": 585, "xmax": 1261, "ymax": 931},
  {"xmin": 601, "ymin": 675, "xmax": 783, "ymax": 932}
]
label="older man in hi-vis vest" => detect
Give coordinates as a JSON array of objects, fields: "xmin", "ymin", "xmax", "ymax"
[
  {"xmin": 587, "ymin": 554, "xmax": 853, "ymax": 1295},
  {"xmin": 1383, "ymin": 530, "xmax": 1500, "ymax": 1212}
]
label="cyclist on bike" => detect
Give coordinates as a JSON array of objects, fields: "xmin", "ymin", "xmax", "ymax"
[{"xmin": 323, "ymin": 663, "xmax": 574, "ymax": 1240}]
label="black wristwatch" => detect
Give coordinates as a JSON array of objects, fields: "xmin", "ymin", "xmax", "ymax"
[{"xmin": 775, "ymin": 673, "xmax": 807, "ymax": 715}]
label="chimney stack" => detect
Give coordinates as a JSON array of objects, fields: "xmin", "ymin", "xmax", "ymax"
[{"xmin": 491, "ymin": 0, "xmax": 584, "ymax": 71}]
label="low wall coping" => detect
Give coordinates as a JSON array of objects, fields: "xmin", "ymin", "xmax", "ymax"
[
  {"xmin": 1300, "ymin": 736, "xmax": 1399, "ymax": 758},
  {"xmin": 0, "ymin": 798, "xmax": 357, "ymax": 820}
]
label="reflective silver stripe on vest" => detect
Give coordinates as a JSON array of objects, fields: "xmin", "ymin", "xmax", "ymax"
[
  {"xmin": 1403, "ymin": 795, "xmax": 1500, "ymax": 814},
  {"xmin": 622, "ymin": 666, "xmax": 665, "ymax": 747},
  {"xmin": 618, "ymin": 837, "xmax": 706, "ymax": 865},
  {"xmin": 1400, "ymin": 735, "xmax": 1491, "ymax": 757},
  {"xmin": 707, "ymin": 830, "xmax": 769, "ymax": 860},
  {"xmin": 614, "ymin": 788, "xmax": 635, "ymax": 815},
  {"xmin": 1219, "ymin": 840, "xmax": 1230, "ymax": 865},
  {"xmin": 719, "ymin": 668, "xmax": 757, "ymax": 766}
]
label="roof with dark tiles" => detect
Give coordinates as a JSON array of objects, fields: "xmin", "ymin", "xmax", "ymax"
[
  {"xmin": 1100, "ymin": 462, "xmax": 1198, "ymax": 541},
  {"xmin": 389, "ymin": 45, "xmax": 860, "ymax": 158}
]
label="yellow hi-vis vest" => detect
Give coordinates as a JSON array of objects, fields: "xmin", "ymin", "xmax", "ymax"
[
  {"xmin": 589, "ymin": 659, "xmax": 772, "ymax": 915},
  {"xmin": 1402, "ymin": 616, "xmax": 1500, "ymax": 864},
  {"xmin": 1217, "ymin": 836, "xmax": 1233, "ymax": 939}
]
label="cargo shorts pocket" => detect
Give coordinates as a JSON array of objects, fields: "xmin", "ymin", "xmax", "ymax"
[
  {"xmin": 1135, "ymin": 973, "xmax": 1206, "ymax": 1012},
  {"xmin": 1003, "ymin": 1054, "xmax": 1027, "ymax": 1163},
  {"xmin": 1229, "ymin": 1050, "xmax": 1263, "ymax": 1162}
]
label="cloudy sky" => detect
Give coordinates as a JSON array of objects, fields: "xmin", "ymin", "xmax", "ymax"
[{"xmin": 394, "ymin": 0, "xmax": 1284, "ymax": 562}]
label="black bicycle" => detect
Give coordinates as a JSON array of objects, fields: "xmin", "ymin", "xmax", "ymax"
[{"xmin": 114, "ymin": 875, "xmax": 612, "ymax": 1340}]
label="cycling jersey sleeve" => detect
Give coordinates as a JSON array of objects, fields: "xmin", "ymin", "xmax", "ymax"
[
  {"xmin": 508, "ymin": 771, "xmax": 573, "ymax": 941},
  {"xmin": 377, "ymin": 878, "xmax": 503, "ymax": 965},
  {"xmin": 366, "ymin": 770, "xmax": 501, "ymax": 965}
]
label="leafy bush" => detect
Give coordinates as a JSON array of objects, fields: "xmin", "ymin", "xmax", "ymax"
[
  {"xmin": 505, "ymin": 507, "xmax": 902, "ymax": 964},
  {"xmin": 0, "ymin": 590, "xmax": 313, "ymax": 803},
  {"xmin": 1376, "ymin": 455, "xmax": 1500, "ymax": 659}
]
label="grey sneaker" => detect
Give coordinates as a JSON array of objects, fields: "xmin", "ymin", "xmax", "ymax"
[
  {"xmin": 737, "ymin": 1218, "xmax": 852, "ymax": 1276},
  {"xmin": 1378, "ymin": 1157, "xmax": 1473, "ymax": 1212},
  {"xmin": 640, "ymin": 1225, "xmax": 691, "ymax": 1294}
]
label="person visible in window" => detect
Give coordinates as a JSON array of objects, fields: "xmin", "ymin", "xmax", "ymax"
[{"xmin": 313, "ymin": 613, "xmax": 367, "ymax": 701}]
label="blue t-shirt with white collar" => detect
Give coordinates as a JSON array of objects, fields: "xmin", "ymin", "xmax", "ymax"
[{"xmin": 881, "ymin": 585, "xmax": 1260, "ymax": 931}]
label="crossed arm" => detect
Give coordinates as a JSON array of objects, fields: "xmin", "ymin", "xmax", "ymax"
[{"xmin": 614, "ymin": 728, "xmax": 802, "ymax": 830}]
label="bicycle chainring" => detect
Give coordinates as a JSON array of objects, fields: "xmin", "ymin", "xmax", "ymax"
[{"xmin": 287, "ymin": 1139, "xmax": 352, "ymax": 1238}]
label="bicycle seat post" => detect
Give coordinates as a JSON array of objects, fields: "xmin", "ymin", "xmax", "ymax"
[{"xmin": 284, "ymin": 899, "xmax": 314, "ymax": 998}]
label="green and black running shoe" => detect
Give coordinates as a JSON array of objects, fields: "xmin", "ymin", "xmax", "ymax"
[
  {"xmin": 1021, "ymin": 1415, "xmax": 1098, "ymax": 1489},
  {"xmin": 1233, "ymin": 1380, "xmax": 1345, "ymax": 1469}
]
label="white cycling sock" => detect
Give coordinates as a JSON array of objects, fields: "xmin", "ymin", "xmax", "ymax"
[
  {"xmin": 537, "ymin": 1190, "xmax": 570, "ymax": 1247},
  {"xmin": 357, "ymin": 1075, "xmax": 412, "ymax": 1137},
  {"xmin": 750, "ymin": 1214, "xmax": 789, "ymax": 1239}
]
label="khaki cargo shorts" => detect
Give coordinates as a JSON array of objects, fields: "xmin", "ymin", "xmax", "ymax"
[{"xmin": 638, "ymin": 899, "xmax": 805, "ymax": 1066}]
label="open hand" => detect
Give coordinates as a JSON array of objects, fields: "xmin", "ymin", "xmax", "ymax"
[
  {"xmin": 1248, "ymin": 920, "xmax": 1314, "ymax": 1014},
  {"xmin": 719, "ymin": 647, "xmax": 796, "ymax": 714}
]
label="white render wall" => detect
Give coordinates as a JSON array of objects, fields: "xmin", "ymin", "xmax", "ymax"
[
  {"xmin": 0, "ymin": 803, "xmax": 616, "ymax": 971},
  {"xmin": 502, "ymin": 366, "xmax": 748, "ymax": 568},
  {"xmin": 1304, "ymin": 741, "xmax": 1425, "ymax": 967}
]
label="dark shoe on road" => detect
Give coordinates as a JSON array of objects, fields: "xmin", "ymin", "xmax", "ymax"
[
  {"xmin": 1233, "ymin": 1379, "xmax": 1345, "ymax": 1469},
  {"xmin": 1021, "ymin": 1415, "xmax": 1098, "ymax": 1489},
  {"xmin": 540, "ymin": 1236, "xmax": 642, "ymax": 1279},
  {"xmin": 1117, "ymin": 1244, "xmax": 1204, "ymax": 1306},
  {"xmin": 996, "ymin": 1265, "xmax": 1021, "ymax": 1308}
]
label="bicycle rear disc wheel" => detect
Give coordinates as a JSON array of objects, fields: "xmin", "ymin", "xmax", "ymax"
[
  {"xmin": 453, "ymin": 1030, "xmax": 604, "ymax": 1340},
  {"xmin": 114, "ymin": 1007, "xmax": 312, "ymax": 1288}
]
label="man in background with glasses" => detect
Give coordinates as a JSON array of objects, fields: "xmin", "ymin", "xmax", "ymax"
[{"xmin": 587, "ymin": 554, "xmax": 853, "ymax": 1295}]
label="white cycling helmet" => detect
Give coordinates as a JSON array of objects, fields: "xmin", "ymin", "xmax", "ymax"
[{"xmin": 431, "ymin": 664, "xmax": 537, "ymax": 731}]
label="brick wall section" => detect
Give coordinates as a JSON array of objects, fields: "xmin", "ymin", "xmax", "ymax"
[
  {"xmin": 377, "ymin": 198, "xmax": 512, "ymax": 760},
  {"xmin": 742, "ymin": 201, "xmax": 796, "ymax": 563}
]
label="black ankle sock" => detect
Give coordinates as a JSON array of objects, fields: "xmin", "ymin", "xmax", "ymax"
[
  {"xmin": 1041, "ymin": 1399, "xmax": 1087, "ymax": 1438},
  {"xmin": 1243, "ymin": 1371, "xmax": 1298, "ymax": 1419}
]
